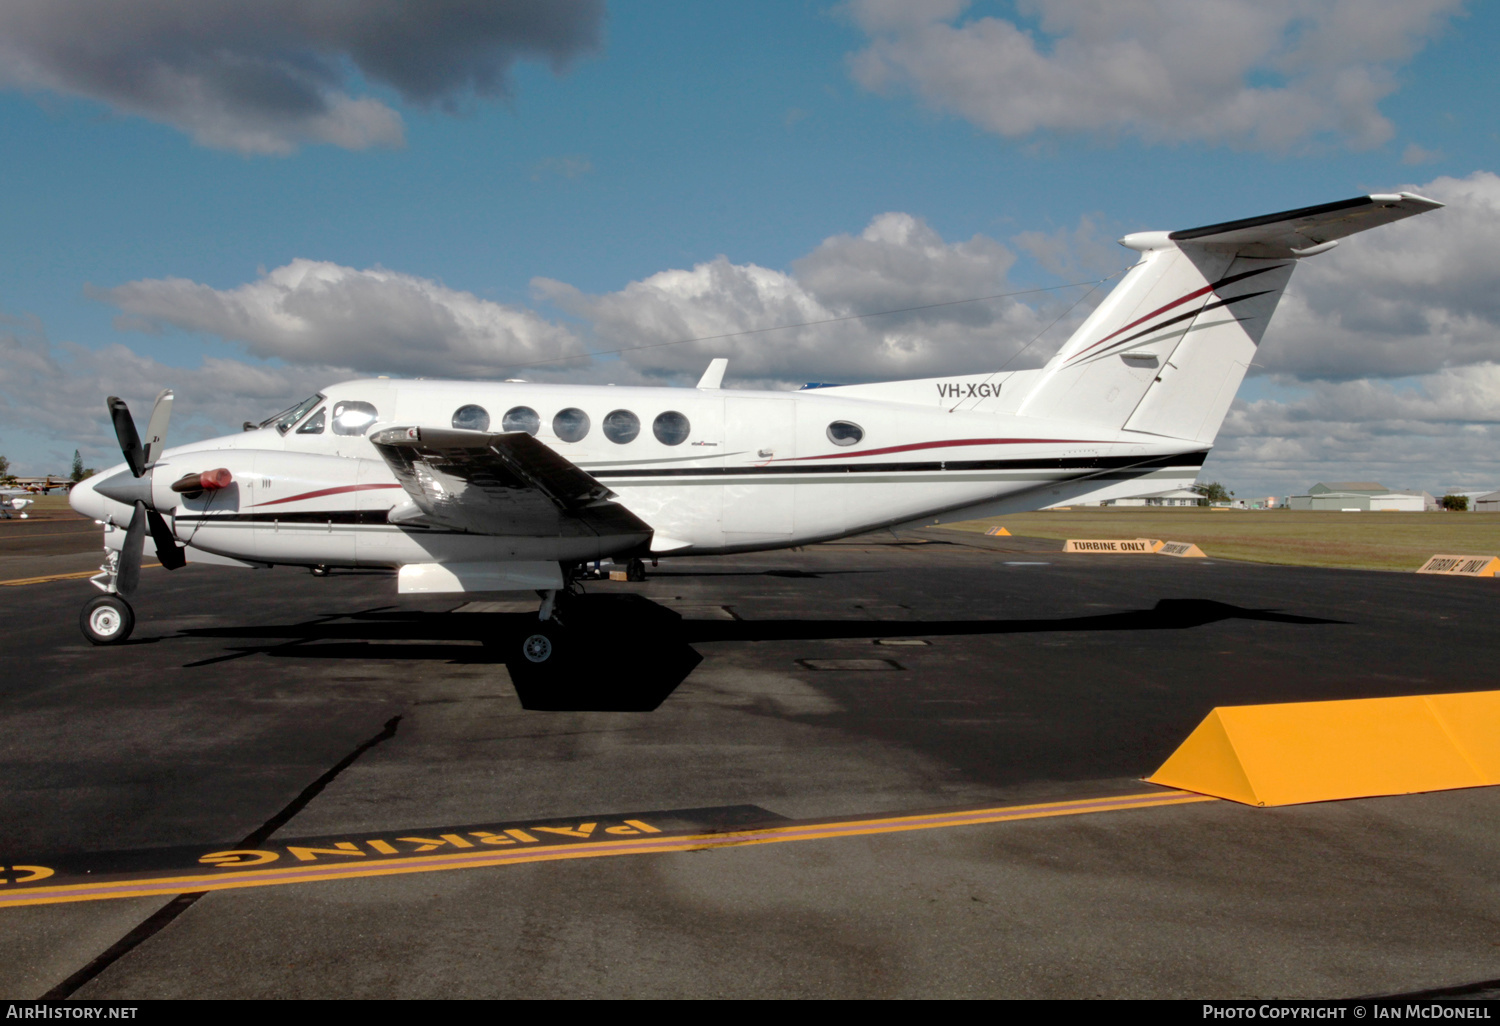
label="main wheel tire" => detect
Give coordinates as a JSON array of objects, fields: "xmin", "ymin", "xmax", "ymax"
[
  {"xmin": 81, "ymin": 595, "xmax": 135, "ymax": 645},
  {"xmin": 520, "ymin": 627, "xmax": 559, "ymax": 665}
]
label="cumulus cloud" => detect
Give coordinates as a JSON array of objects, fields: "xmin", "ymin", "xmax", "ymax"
[
  {"xmin": 82, "ymin": 213, "xmax": 1107, "ymax": 399},
  {"xmin": 97, "ymin": 259, "xmax": 589, "ymax": 379},
  {"xmin": 1258, "ymin": 171, "xmax": 1500, "ymax": 381},
  {"xmin": 0, "ymin": 0, "xmax": 605, "ymax": 154},
  {"xmin": 1012, "ymin": 213, "xmax": 1127, "ymax": 280},
  {"xmin": 83, "ymin": 174, "xmax": 1500, "ymax": 393},
  {"xmin": 0, "ymin": 314, "xmax": 353, "ymax": 472},
  {"xmin": 846, "ymin": 0, "xmax": 1461, "ymax": 151},
  {"xmin": 535, "ymin": 212, "xmax": 1106, "ymax": 386},
  {"xmin": 1207, "ymin": 366, "xmax": 1500, "ymax": 495}
]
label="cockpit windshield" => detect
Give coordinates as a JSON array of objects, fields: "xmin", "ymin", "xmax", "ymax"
[{"xmin": 261, "ymin": 394, "xmax": 325, "ymax": 435}]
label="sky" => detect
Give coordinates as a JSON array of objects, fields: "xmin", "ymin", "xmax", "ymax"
[{"xmin": 1, "ymin": 0, "xmax": 1498, "ymax": 499}]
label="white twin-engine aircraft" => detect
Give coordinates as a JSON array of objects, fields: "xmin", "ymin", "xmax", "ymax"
[{"xmin": 70, "ymin": 193, "xmax": 1441, "ymax": 665}]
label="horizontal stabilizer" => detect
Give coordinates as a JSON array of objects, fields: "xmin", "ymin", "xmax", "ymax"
[{"xmin": 1165, "ymin": 192, "xmax": 1442, "ymax": 258}]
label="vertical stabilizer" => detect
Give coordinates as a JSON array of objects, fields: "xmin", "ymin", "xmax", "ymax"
[{"xmin": 1018, "ymin": 193, "xmax": 1442, "ymax": 445}]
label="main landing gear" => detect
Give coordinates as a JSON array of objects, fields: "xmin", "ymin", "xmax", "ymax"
[
  {"xmin": 519, "ymin": 624, "xmax": 561, "ymax": 666},
  {"xmin": 518, "ymin": 587, "xmax": 566, "ymax": 669},
  {"xmin": 81, "ymin": 594, "xmax": 135, "ymax": 645}
]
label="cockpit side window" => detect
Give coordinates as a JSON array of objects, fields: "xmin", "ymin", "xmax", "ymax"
[
  {"xmin": 263, "ymin": 394, "xmax": 324, "ymax": 435},
  {"xmin": 295, "ymin": 408, "xmax": 326, "ymax": 434},
  {"xmin": 332, "ymin": 400, "xmax": 379, "ymax": 436}
]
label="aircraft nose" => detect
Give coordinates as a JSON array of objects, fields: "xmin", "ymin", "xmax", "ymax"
[{"xmin": 69, "ymin": 472, "xmax": 106, "ymax": 520}]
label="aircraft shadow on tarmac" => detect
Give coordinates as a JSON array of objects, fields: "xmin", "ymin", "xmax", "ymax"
[
  {"xmin": 173, "ymin": 596, "xmax": 1345, "ymax": 713},
  {"xmin": 644, "ymin": 568, "xmax": 878, "ymax": 579}
]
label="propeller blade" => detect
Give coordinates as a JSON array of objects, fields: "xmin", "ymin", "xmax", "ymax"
[
  {"xmin": 141, "ymin": 389, "xmax": 173, "ymax": 469},
  {"xmin": 116, "ymin": 501, "xmax": 147, "ymax": 596},
  {"xmin": 146, "ymin": 508, "xmax": 186, "ymax": 571},
  {"xmin": 107, "ymin": 397, "xmax": 145, "ymax": 478}
]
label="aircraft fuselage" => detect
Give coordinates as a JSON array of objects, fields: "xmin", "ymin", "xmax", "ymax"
[{"xmin": 69, "ymin": 375, "xmax": 1206, "ymax": 569}]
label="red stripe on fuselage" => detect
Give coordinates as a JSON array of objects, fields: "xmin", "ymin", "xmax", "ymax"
[
  {"xmin": 1066, "ymin": 264, "xmax": 1283, "ymax": 364},
  {"xmin": 249, "ymin": 483, "xmax": 402, "ymax": 507},
  {"xmin": 777, "ymin": 438, "xmax": 1110, "ymax": 462}
]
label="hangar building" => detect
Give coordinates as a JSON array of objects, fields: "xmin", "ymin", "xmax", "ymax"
[
  {"xmin": 1102, "ymin": 488, "xmax": 1204, "ymax": 507},
  {"xmin": 1287, "ymin": 482, "xmax": 1432, "ymax": 512}
]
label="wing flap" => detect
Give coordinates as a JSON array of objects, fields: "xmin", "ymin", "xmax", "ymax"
[{"xmin": 369, "ymin": 427, "xmax": 652, "ymax": 539}]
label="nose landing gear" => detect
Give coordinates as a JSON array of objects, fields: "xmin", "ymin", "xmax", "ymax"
[{"xmin": 81, "ymin": 594, "xmax": 135, "ymax": 645}]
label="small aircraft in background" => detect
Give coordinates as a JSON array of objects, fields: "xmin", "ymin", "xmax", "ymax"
[
  {"xmin": 69, "ymin": 192, "xmax": 1441, "ymax": 669},
  {"xmin": 1, "ymin": 488, "xmax": 34, "ymax": 519}
]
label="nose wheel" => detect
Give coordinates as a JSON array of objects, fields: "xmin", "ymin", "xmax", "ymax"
[{"xmin": 81, "ymin": 595, "xmax": 135, "ymax": 645}]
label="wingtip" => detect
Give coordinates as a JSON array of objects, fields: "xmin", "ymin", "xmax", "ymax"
[{"xmin": 1373, "ymin": 191, "xmax": 1444, "ymax": 211}]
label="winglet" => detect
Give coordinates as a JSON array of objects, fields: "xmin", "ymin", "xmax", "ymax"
[{"xmin": 697, "ymin": 358, "xmax": 728, "ymax": 390}]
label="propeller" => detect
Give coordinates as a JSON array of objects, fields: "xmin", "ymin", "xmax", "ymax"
[{"xmin": 94, "ymin": 390, "xmax": 188, "ymax": 594}]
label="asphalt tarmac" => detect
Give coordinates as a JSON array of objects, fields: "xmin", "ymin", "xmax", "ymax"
[{"xmin": 3, "ymin": 522, "xmax": 1499, "ymax": 999}]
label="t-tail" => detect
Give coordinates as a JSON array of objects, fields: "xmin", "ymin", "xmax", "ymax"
[{"xmin": 1018, "ymin": 193, "xmax": 1443, "ymax": 445}]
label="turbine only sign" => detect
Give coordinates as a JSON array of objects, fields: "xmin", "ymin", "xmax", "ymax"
[
  {"xmin": 1416, "ymin": 555, "xmax": 1500, "ymax": 577},
  {"xmin": 1063, "ymin": 538, "xmax": 1163, "ymax": 553}
]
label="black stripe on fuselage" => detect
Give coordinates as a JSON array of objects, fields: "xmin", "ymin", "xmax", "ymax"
[
  {"xmin": 171, "ymin": 452, "xmax": 1207, "ymax": 525},
  {"xmin": 176, "ymin": 510, "xmax": 409, "ymax": 526},
  {"xmin": 591, "ymin": 450, "xmax": 1207, "ymax": 478}
]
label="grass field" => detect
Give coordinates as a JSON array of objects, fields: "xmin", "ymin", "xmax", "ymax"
[{"xmin": 950, "ymin": 507, "xmax": 1500, "ymax": 572}]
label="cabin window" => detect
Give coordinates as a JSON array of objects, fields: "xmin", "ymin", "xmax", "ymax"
[
  {"xmin": 502, "ymin": 406, "xmax": 540, "ymax": 435},
  {"xmin": 295, "ymin": 408, "xmax": 326, "ymax": 434},
  {"xmin": 827, "ymin": 421, "xmax": 863, "ymax": 446},
  {"xmin": 452, "ymin": 404, "xmax": 490, "ymax": 432},
  {"xmin": 653, "ymin": 411, "xmax": 690, "ymax": 446},
  {"xmin": 602, "ymin": 409, "xmax": 640, "ymax": 444},
  {"xmin": 553, "ymin": 407, "xmax": 590, "ymax": 443},
  {"xmin": 264, "ymin": 394, "xmax": 324, "ymax": 435},
  {"xmin": 331, "ymin": 400, "xmax": 379, "ymax": 436}
]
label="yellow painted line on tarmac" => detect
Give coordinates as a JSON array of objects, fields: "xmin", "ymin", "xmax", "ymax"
[
  {"xmin": 0, "ymin": 790, "xmax": 1217, "ymax": 908},
  {"xmin": 0, "ymin": 564, "xmax": 160, "ymax": 587}
]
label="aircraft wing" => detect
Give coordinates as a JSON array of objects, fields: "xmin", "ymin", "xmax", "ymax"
[{"xmin": 368, "ymin": 426, "xmax": 652, "ymax": 539}]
